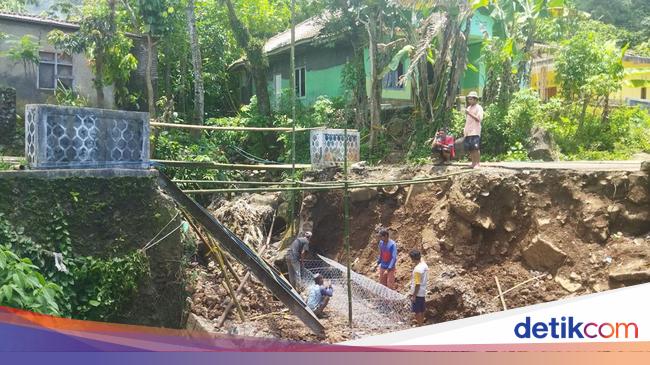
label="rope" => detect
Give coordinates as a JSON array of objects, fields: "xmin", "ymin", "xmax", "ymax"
[
  {"xmin": 229, "ymin": 145, "xmax": 279, "ymax": 165},
  {"xmin": 140, "ymin": 212, "xmax": 180, "ymax": 251},
  {"xmin": 141, "ymin": 222, "xmax": 184, "ymax": 252}
]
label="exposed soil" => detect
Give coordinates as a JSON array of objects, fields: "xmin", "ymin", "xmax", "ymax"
[{"xmin": 185, "ymin": 164, "xmax": 650, "ymax": 342}]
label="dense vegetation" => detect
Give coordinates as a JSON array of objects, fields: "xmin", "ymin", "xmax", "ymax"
[{"xmin": 1, "ymin": 0, "xmax": 648, "ymax": 165}]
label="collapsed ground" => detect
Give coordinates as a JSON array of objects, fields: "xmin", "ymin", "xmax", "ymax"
[{"xmin": 185, "ymin": 163, "xmax": 650, "ymax": 343}]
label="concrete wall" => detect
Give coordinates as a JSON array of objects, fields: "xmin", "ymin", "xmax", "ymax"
[{"xmin": 0, "ymin": 18, "xmax": 114, "ymax": 114}]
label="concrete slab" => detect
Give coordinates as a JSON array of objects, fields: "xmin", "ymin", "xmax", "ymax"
[{"xmin": 0, "ymin": 168, "xmax": 158, "ymax": 180}]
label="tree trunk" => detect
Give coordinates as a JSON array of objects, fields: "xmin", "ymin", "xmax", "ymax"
[
  {"xmin": 416, "ymin": 57, "xmax": 432, "ymax": 123},
  {"xmin": 179, "ymin": 54, "xmax": 188, "ymax": 115},
  {"xmin": 443, "ymin": 15, "xmax": 472, "ymax": 128},
  {"xmin": 429, "ymin": 15, "xmax": 454, "ymax": 112},
  {"xmin": 351, "ymin": 41, "xmax": 368, "ymax": 130},
  {"xmin": 164, "ymin": 43, "xmax": 172, "ymax": 100},
  {"xmin": 579, "ymin": 95, "xmax": 590, "ymax": 130},
  {"xmin": 601, "ymin": 94, "xmax": 610, "ymax": 125},
  {"xmin": 95, "ymin": 51, "xmax": 106, "ymax": 108},
  {"xmin": 223, "ymin": 0, "xmax": 271, "ymax": 118},
  {"xmin": 187, "ymin": 0, "xmax": 204, "ymax": 126},
  {"xmin": 145, "ymin": 33, "xmax": 157, "ymax": 117},
  {"xmin": 366, "ymin": 17, "xmax": 381, "ymax": 152}
]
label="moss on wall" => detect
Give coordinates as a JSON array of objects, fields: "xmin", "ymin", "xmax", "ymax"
[{"xmin": 0, "ymin": 174, "xmax": 188, "ymax": 328}]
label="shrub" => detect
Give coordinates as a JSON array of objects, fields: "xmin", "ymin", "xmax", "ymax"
[{"xmin": 0, "ymin": 244, "xmax": 63, "ymax": 316}]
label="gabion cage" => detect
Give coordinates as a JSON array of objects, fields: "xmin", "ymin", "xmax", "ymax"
[
  {"xmin": 301, "ymin": 255, "xmax": 410, "ymax": 331},
  {"xmin": 310, "ymin": 129, "xmax": 360, "ymax": 169},
  {"xmin": 25, "ymin": 104, "xmax": 149, "ymax": 169}
]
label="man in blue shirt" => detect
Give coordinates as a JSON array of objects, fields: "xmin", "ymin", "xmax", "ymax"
[
  {"xmin": 306, "ymin": 274, "xmax": 333, "ymax": 318},
  {"xmin": 376, "ymin": 228, "xmax": 397, "ymax": 289}
]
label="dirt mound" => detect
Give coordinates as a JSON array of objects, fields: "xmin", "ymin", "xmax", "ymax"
[{"xmin": 305, "ymin": 167, "xmax": 650, "ymax": 325}]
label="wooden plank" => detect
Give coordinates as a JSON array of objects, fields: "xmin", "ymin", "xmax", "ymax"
[
  {"xmin": 153, "ymin": 159, "xmax": 311, "ymax": 170},
  {"xmin": 156, "ymin": 173, "xmax": 324, "ymax": 335},
  {"xmin": 150, "ymin": 121, "xmax": 321, "ymax": 132}
]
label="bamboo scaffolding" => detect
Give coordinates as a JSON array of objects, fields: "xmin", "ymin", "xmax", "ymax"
[
  {"xmin": 182, "ymin": 212, "xmax": 246, "ymax": 322},
  {"xmin": 153, "ymin": 159, "xmax": 311, "ymax": 170},
  {"xmin": 150, "ymin": 121, "xmax": 321, "ymax": 132},
  {"xmin": 182, "ymin": 178, "xmax": 450, "ymax": 194},
  {"xmin": 217, "ymin": 212, "xmax": 277, "ymax": 328}
]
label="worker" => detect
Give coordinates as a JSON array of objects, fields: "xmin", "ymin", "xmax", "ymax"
[
  {"xmin": 375, "ymin": 228, "xmax": 397, "ymax": 290},
  {"xmin": 463, "ymin": 91, "xmax": 484, "ymax": 169},
  {"xmin": 285, "ymin": 231, "xmax": 311, "ymax": 290},
  {"xmin": 306, "ymin": 273, "xmax": 333, "ymax": 318},
  {"xmin": 409, "ymin": 249, "xmax": 428, "ymax": 326},
  {"xmin": 431, "ymin": 129, "xmax": 455, "ymax": 164}
]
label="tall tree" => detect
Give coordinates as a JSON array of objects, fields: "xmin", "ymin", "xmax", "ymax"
[
  {"xmin": 186, "ymin": 0, "xmax": 205, "ymax": 124},
  {"xmin": 222, "ymin": 0, "xmax": 272, "ymax": 118},
  {"xmin": 354, "ymin": 0, "xmax": 404, "ymax": 151},
  {"xmin": 49, "ymin": 0, "xmax": 137, "ymax": 108}
]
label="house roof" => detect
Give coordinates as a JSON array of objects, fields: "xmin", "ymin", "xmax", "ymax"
[
  {"xmin": 0, "ymin": 11, "xmax": 144, "ymax": 39},
  {"xmin": 263, "ymin": 15, "xmax": 328, "ymax": 55},
  {"xmin": 229, "ymin": 14, "xmax": 331, "ymax": 69},
  {"xmin": 0, "ymin": 11, "xmax": 79, "ymax": 30}
]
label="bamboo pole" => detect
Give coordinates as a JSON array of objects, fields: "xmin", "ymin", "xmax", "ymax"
[
  {"xmin": 404, "ymin": 184, "xmax": 415, "ymax": 210},
  {"xmin": 344, "ymin": 115, "xmax": 352, "ymax": 328},
  {"xmin": 208, "ymin": 241, "xmax": 246, "ymax": 321},
  {"xmin": 153, "ymin": 159, "xmax": 311, "ymax": 170},
  {"xmin": 289, "ymin": 0, "xmax": 297, "ymax": 238},
  {"xmin": 182, "ymin": 212, "xmax": 245, "ymax": 321},
  {"xmin": 217, "ymin": 212, "xmax": 277, "ymax": 328},
  {"xmin": 492, "ymin": 273, "xmax": 547, "ymax": 300},
  {"xmin": 495, "ymin": 276, "xmax": 508, "ymax": 311},
  {"xmin": 173, "ymin": 180, "xmax": 296, "ymax": 185},
  {"xmin": 150, "ymin": 121, "xmax": 320, "ymax": 132},
  {"xmin": 210, "ymin": 236, "xmax": 242, "ymax": 286}
]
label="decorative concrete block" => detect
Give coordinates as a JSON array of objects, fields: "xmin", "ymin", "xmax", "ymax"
[
  {"xmin": 310, "ymin": 129, "xmax": 360, "ymax": 168},
  {"xmin": 25, "ymin": 104, "xmax": 149, "ymax": 169}
]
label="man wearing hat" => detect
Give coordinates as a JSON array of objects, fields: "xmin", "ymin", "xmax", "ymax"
[
  {"xmin": 285, "ymin": 231, "xmax": 312, "ymax": 290},
  {"xmin": 463, "ymin": 91, "xmax": 484, "ymax": 168},
  {"xmin": 306, "ymin": 273, "xmax": 333, "ymax": 318}
]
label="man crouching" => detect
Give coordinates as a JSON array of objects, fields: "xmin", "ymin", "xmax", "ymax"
[{"xmin": 306, "ymin": 273, "xmax": 333, "ymax": 318}]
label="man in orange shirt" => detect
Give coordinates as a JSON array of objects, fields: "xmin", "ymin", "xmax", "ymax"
[{"xmin": 463, "ymin": 91, "xmax": 484, "ymax": 169}]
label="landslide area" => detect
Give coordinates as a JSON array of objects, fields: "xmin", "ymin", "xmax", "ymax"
[{"xmin": 185, "ymin": 164, "xmax": 650, "ymax": 342}]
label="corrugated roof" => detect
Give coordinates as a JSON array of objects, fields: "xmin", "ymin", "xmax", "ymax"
[
  {"xmin": 0, "ymin": 11, "xmax": 79, "ymax": 29},
  {"xmin": 230, "ymin": 14, "xmax": 332, "ymax": 69},
  {"xmin": 263, "ymin": 15, "xmax": 328, "ymax": 55}
]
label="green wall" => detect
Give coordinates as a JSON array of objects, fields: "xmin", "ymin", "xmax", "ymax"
[{"xmin": 461, "ymin": 42, "xmax": 483, "ymax": 92}]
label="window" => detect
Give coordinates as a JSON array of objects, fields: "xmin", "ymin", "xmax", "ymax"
[
  {"xmin": 295, "ymin": 66, "xmax": 306, "ymax": 98},
  {"xmin": 38, "ymin": 51, "xmax": 73, "ymax": 90},
  {"xmin": 383, "ymin": 62, "xmax": 404, "ymax": 89},
  {"xmin": 642, "ymin": 87, "xmax": 647, "ymax": 100}
]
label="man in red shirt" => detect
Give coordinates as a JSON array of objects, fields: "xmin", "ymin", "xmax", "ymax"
[{"xmin": 431, "ymin": 129, "xmax": 455, "ymax": 164}]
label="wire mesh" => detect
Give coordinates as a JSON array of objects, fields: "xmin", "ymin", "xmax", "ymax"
[{"xmin": 300, "ymin": 255, "xmax": 410, "ymax": 331}]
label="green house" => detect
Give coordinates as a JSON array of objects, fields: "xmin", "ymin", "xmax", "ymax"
[{"xmin": 231, "ymin": 13, "xmax": 493, "ymax": 109}]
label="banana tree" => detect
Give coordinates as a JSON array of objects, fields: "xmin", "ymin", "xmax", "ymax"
[
  {"xmin": 395, "ymin": 0, "xmax": 485, "ymax": 128},
  {"xmin": 482, "ymin": 0, "xmax": 565, "ymax": 105}
]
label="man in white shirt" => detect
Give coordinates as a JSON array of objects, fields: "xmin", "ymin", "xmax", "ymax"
[
  {"xmin": 463, "ymin": 91, "xmax": 484, "ymax": 169},
  {"xmin": 409, "ymin": 249, "xmax": 428, "ymax": 326}
]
